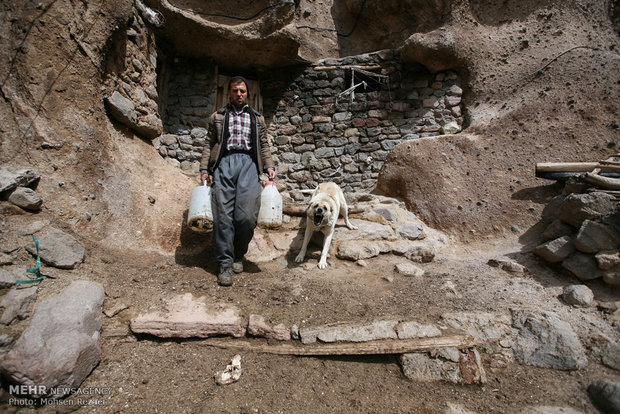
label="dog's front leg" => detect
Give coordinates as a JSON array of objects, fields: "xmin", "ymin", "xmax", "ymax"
[
  {"xmin": 317, "ymin": 231, "xmax": 334, "ymax": 269},
  {"xmin": 295, "ymin": 226, "xmax": 313, "ymax": 263}
]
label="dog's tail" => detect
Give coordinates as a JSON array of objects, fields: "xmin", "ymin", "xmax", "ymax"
[{"xmin": 300, "ymin": 189, "xmax": 315, "ymax": 194}]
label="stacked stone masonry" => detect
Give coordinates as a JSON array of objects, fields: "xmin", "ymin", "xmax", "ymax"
[
  {"xmin": 535, "ymin": 192, "xmax": 619, "ymax": 287},
  {"xmin": 154, "ymin": 50, "xmax": 463, "ymax": 192},
  {"xmin": 104, "ymin": 7, "xmax": 163, "ymax": 140},
  {"xmin": 156, "ymin": 58, "xmax": 216, "ymax": 170}
]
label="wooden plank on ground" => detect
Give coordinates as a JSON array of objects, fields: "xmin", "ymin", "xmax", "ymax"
[{"xmin": 201, "ymin": 334, "xmax": 478, "ymax": 356}]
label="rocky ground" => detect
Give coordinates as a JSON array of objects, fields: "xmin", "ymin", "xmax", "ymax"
[
  {"xmin": 1, "ymin": 0, "xmax": 619, "ymax": 413},
  {"xmin": 0, "ymin": 191, "xmax": 619, "ymax": 413}
]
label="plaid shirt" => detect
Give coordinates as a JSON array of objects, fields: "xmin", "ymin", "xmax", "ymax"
[{"xmin": 226, "ymin": 105, "xmax": 252, "ymax": 151}]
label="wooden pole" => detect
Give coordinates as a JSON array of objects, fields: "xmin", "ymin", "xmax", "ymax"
[
  {"xmin": 536, "ymin": 162, "xmax": 620, "ymax": 173},
  {"xmin": 201, "ymin": 334, "xmax": 478, "ymax": 356},
  {"xmin": 582, "ymin": 173, "xmax": 620, "ymax": 190},
  {"xmin": 314, "ymin": 65, "xmax": 382, "ymax": 72}
]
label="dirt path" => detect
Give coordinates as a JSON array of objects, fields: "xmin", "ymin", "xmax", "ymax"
[{"xmin": 2, "ymin": 228, "xmax": 616, "ymax": 413}]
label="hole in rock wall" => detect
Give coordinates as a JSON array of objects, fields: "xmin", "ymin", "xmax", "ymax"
[{"xmin": 153, "ymin": 50, "xmax": 465, "ymax": 193}]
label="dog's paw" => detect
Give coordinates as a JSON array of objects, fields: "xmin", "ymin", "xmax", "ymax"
[
  {"xmin": 317, "ymin": 261, "xmax": 328, "ymax": 269},
  {"xmin": 294, "ymin": 254, "xmax": 305, "ymax": 263},
  {"xmin": 347, "ymin": 224, "xmax": 358, "ymax": 230}
]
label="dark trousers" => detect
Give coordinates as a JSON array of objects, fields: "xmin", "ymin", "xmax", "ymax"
[{"xmin": 211, "ymin": 153, "xmax": 261, "ymax": 269}]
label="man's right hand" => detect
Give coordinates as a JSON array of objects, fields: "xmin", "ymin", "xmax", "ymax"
[{"xmin": 201, "ymin": 172, "xmax": 212, "ymax": 186}]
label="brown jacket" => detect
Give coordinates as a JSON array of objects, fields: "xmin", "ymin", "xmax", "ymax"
[{"xmin": 199, "ymin": 104, "xmax": 275, "ymax": 175}]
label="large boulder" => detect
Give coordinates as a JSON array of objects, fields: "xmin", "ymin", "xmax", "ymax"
[
  {"xmin": 0, "ymin": 281, "xmax": 104, "ymax": 398},
  {"xmin": 511, "ymin": 310, "xmax": 587, "ymax": 371},
  {"xmin": 588, "ymin": 380, "xmax": 620, "ymax": 414}
]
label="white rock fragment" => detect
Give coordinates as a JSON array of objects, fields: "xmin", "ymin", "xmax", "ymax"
[{"xmin": 214, "ymin": 354, "xmax": 242, "ymax": 385}]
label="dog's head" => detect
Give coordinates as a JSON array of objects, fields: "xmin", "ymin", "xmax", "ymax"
[{"xmin": 309, "ymin": 200, "xmax": 332, "ymax": 227}]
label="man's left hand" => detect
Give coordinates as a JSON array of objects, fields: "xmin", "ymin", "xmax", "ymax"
[{"xmin": 267, "ymin": 168, "xmax": 276, "ymax": 181}]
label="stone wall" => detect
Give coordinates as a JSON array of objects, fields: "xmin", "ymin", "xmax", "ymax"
[
  {"xmin": 153, "ymin": 50, "xmax": 464, "ymax": 191},
  {"xmin": 154, "ymin": 58, "xmax": 217, "ymax": 171},
  {"xmin": 103, "ymin": 6, "xmax": 163, "ymax": 140},
  {"xmin": 261, "ymin": 50, "xmax": 463, "ymax": 196}
]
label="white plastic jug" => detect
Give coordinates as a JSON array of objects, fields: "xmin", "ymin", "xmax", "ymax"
[
  {"xmin": 257, "ymin": 181, "xmax": 282, "ymax": 228},
  {"xmin": 187, "ymin": 182, "xmax": 213, "ymax": 232}
]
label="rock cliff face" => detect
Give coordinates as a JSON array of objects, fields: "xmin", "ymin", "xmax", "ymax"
[{"xmin": 0, "ymin": 0, "xmax": 618, "ymax": 250}]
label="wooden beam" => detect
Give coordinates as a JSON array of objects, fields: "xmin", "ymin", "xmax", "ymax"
[
  {"xmin": 583, "ymin": 173, "xmax": 620, "ymax": 190},
  {"xmin": 536, "ymin": 162, "xmax": 620, "ymax": 173},
  {"xmin": 314, "ymin": 65, "xmax": 382, "ymax": 72},
  {"xmin": 201, "ymin": 334, "xmax": 478, "ymax": 356}
]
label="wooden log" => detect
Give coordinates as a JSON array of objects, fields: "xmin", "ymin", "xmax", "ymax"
[
  {"xmin": 314, "ymin": 65, "xmax": 382, "ymax": 72},
  {"xmin": 582, "ymin": 172, "xmax": 620, "ymax": 190},
  {"xmin": 536, "ymin": 162, "xmax": 620, "ymax": 173},
  {"xmin": 201, "ymin": 334, "xmax": 478, "ymax": 356}
]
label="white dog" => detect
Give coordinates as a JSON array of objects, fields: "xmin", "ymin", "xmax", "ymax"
[{"xmin": 295, "ymin": 182, "xmax": 358, "ymax": 269}]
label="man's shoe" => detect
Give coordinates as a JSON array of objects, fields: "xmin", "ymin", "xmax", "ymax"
[
  {"xmin": 217, "ymin": 268, "xmax": 233, "ymax": 286},
  {"xmin": 232, "ymin": 260, "xmax": 243, "ymax": 274}
]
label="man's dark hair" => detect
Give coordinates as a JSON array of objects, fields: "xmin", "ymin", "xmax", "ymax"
[{"xmin": 228, "ymin": 76, "xmax": 250, "ymax": 96}]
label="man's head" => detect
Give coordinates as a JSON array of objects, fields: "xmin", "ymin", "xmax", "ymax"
[{"xmin": 228, "ymin": 76, "xmax": 249, "ymax": 108}]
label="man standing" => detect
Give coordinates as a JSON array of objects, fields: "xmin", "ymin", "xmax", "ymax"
[{"xmin": 200, "ymin": 76, "xmax": 276, "ymax": 286}]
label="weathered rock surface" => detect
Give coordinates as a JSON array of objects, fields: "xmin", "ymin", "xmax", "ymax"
[
  {"xmin": 395, "ymin": 262, "xmax": 425, "ymax": 277},
  {"xmin": 562, "ymin": 253, "xmax": 604, "ymax": 281},
  {"xmin": 0, "ymin": 268, "xmax": 18, "ymax": 288},
  {"xmin": 541, "ymin": 219, "xmax": 574, "ymax": 242},
  {"xmin": 0, "ymin": 168, "xmax": 40, "ymax": 193},
  {"xmin": 300, "ymin": 320, "xmax": 399, "ymax": 344},
  {"xmin": 130, "ymin": 293, "xmax": 246, "ymax": 338},
  {"xmin": 487, "ymin": 257, "xmax": 527, "ymax": 274},
  {"xmin": 596, "ymin": 251, "xmax": 620, "ymax": 270},
  {"xmin": 561, "ymin": 285, "xmax": 594, "ymax": 308},
  {"xmin": 396, "ymin": 321, "xmax": 441, "ymax": 338},
  {"xmin": 104, "ymin": 91, "xmax": 138, "ymax": 129},
  {"xmin": 521, "ymin": 407, "xmax": 585, "ymax": 414},
  {"xmin": 0, "ymin": 286, "xmax": 38, "ymax": 325},
  {"xmin": 248, "ymin": 314, "xmax": 291, "ymax": 341},
  {"xmin": 574, "ymin": 220, "xmax": 619, "ymax": 254},
  {"xmin": 559, "ymin": 192, "xmax": 617, "ymax": 228},
  {"xmin": 337, "ymin": 219, "xmax": 397, "ymax": 241},
  {"xmin": 534, "ymin": 236, "xmax": 575, "ymax": 263},
  {"xmin": 336, "ymin": 240, "xmax": 392, "ymax": 260},
  {"xmin": 0, "ymin": 252, "xmax": 13, "ymax": 266},
  {"xmin": 246, "ymin": 232, "xmax": 284, "ymax": 263},
  {"xmin": 8, "ymin": 187, "xmax": 42, "ymax": 211},
  {"xmin": 0, "ymin": 280, "xmax": 104, "ymax": 398},
  {"xmin": 511, "ymin": 310, "xmax": 587, "ymax": 370},
  {"xmin": 400, "ymin": 348, "xmax": 485, "ymax": 384},
  {"xmin": 602, "ymin": 342, "xmax": 620, "ymax": 371},
  {"xmin": 0, "ymin": 334, "xmax": 13, "ymax": 358},
  {"xmin": 587, "ymin": 380, "xmax": 620, "ymax": 414},
  {"xmin": 441, "ymin": 312, "xmax": 512, "ymax": 343},
  {"xmin": 25, "ymin": 230, "xmax": 85, "ymax": 269}
]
